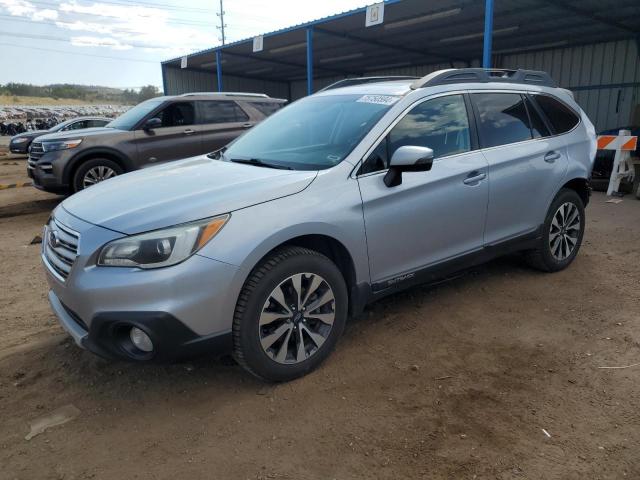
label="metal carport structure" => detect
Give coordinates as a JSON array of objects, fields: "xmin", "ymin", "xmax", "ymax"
[{"xmin": 161, "ymin": 0, "xmax": 640, "ymax": 130}]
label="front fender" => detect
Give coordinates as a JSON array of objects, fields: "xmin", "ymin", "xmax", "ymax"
[
  {"xmin": 198, "ymin": 175, "xmax": 369, "ymax": 298},
  {"xmin": 198, "ymin": 218, "xmax": 369, "ymax": 331}
]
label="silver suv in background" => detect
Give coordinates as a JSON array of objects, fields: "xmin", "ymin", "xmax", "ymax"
[
  {"xmin": 28, "ymin": 93, "xmax": 286, "ymax": 193},
  {"xmin": 42, "ymin": 69, "xmax": 596, "ymax": 381},
  {"xmin": 10, "ymin": 117, "xmax": 111, "ymax": 154}
]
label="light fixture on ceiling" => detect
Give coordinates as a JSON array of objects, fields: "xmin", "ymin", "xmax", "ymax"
[
  {"xmin": 440, "ymin": 26, "xmax": 519, "ymax": 43},
  {"xmin": 364, "ymin": 61, "xmax": 412, "ymax": 71},
  {"xmin": 384, "ymin": 8, "xmax": 462, "ymax": 30},
  {"xmin": 200, "ymin": 60, "xmax": 226, "ymax": 68},
  {"xmin": 319, "ymin": 52, "xmax": 364, "ymax": 64},
  {"xmin": 269, "ymin": 42, "xmax": 307, "ymax": 54}
]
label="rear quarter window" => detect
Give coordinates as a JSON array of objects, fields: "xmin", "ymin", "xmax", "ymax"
[
  {"xmin": 249, "ymin": 101, "xmax": 284, "ymax": 117},
  {"xmin": 533, "ymin": 94, "xmax": 580, "ymax": 134}
]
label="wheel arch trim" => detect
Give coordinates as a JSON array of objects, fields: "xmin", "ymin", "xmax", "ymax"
[
  {"xmin": 559, "ymin": 177, "xmax": 591, "ymax": 206},
  {"xmin": 208, "ymin": 226, "xmax": 367, "ymax": 320},
  {"xmin": 63, "ymin": 147, "xmax": 133, "ymax": 185}
]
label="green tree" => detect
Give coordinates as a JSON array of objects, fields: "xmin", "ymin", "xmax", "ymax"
[{"xmin": 137, "ymin": 85, "xmax": 160, "ymax": 102}]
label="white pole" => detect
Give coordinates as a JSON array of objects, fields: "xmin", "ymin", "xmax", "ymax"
[{"xmin": 606, "ymin": 129, "xmax": 631, "ymax": 196}]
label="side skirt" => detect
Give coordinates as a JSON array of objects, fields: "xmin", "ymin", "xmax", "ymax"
[{"xmin": 351, "ymin": 227, "xmax": 542, "ymax": 313}]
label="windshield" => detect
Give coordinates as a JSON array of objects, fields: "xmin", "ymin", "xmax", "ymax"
[
  {"xmin": 223, "ymin": 94, "xmax": 397, "ymax": 170},
  {"xmin": 106, "ymin": 99, "xmax": 163, "ymax": 130}
]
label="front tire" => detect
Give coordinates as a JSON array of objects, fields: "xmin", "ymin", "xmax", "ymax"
[
  {"xmin": 72, "ymin": 158, "xmax": 123, "ymax": 192},
  {"xmin": 525, "ymin": 188, "xmax": 585, "ymax": 272},
  {"xmin": 232, "ymin": 246, "xmax": 348, "ymax": 382}
]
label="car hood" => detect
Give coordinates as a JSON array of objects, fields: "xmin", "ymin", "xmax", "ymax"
[
  {"xmin": 61, "ymin": 156, "xmax": 318, "ymax": 234},
  {"xmin": 11, "ymin": 131, "xmax": 44, "ymax": 140},
  {"xmin": 38, "ymin": 127, "xmax": 122, "ymax": 142}
]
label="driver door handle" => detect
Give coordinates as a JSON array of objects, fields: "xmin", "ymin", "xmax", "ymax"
[
  {"xmin": 183, "ymin": 129, "xmax": 196, "ymax": 135},
  {"xmin": 463, "ymin": 171, "xmax": 487, "ymax": 185},
  {"xmin": 544, "ymin": 151, "xmax": 561, "ymax": 163},
  {"xmin": 242, "ymin": 122, "xmax": 253, "ymax": 129}
]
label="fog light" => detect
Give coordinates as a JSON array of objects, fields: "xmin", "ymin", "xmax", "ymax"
[{"xmin": 130, "ymin": 327, "xmax": 153, "ymax": 352}]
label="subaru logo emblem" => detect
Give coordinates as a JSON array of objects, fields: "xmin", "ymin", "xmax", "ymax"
[{"xmin": 48, "ymin": 230, "xmax": 60, "ymax": 249}]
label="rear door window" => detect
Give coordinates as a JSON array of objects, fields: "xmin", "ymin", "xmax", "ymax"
[
  {"xmin": 199, "ymin": 101, "xmax": 249, "ymax": 124},
  {"xmin": 532, "ymin": 94, "xmax": 580, "ymax": 134},
  {"xmin": 64, "ymin": 120, "xmax": 89, "ymax": 130},
  {"xmin": 88, "ymin": 119, "xmax": 109, "ymax": 128},
  {"xmin": 472, "ymin": 93, "xmax": 532, "ymax": 148}
]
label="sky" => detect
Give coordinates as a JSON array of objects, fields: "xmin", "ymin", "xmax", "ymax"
[{"xmin": 0, "ymin": 0, "xmax": 371, "ymax": 89}]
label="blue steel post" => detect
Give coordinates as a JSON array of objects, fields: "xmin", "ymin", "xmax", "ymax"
[
  {"xmin": 482, "ymin": 0, "xmax": 494, "ymax": 68},
  {"xmin": 306, "ymin": 26, "xmax": 313, "ymax": 96},
  {"xmin": 216, "ymin": 50, "xmax": 223, "ymax": 92},
  {"xmin": 161, "ymin": 65, "xmax": 168, "ymax": 95}
]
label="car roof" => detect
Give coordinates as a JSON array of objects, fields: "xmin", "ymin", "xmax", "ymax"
[
  {"xmin": 54, "ymin": 117, "xmax": 111, "ymax": 127},
  {"xmin": 166, "ymin": 93, "xmax": 287, "ymax": 102},
  {"xmin": 315, "ymin": 79, "xmax": 416, "ymax": 97},
  {"xmin": 315, "ymin": 69, "xmax": 563, "ymax": 98},
  {"xmin": 68, "ymin": 116, "xmax": 112, "ymax": 121}
]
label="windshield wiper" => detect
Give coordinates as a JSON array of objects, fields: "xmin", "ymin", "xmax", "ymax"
[
  {"xmin": 229, "ymin": 158, "xmax": 293, "ymax": 170},
  {"xmin": 207, "ymin": 146, "xmax": 227, "ymax": 160}
]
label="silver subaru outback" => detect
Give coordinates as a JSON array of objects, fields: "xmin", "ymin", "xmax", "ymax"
[{"xmin": 42, "ymin": 69, "xmax": 597, "ymax": 381}]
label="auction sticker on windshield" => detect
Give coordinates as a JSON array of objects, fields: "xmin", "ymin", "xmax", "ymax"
[{"xmin": 356, "ymin": 95, "xmax": 399, "ymax": 106}]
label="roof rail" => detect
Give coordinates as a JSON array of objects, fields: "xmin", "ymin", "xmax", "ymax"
[
  {"xmin": 179, "ymin": 92, "xmax": 270, "ymax": 98},
  {"xmin": 319, "ymin": 76, "xmax": 420, "ymax": 92},
  {"xmin": 410, "ymin": 68, "xmax": 556, "ymax": 90}
]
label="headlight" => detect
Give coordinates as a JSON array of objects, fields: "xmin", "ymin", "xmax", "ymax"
[
  {"xmin": 12, "ymin": 137, "xmax": 29, "ymax": 144},
  {"xmin": 42, "ymin": 139, "xmax": 82, "ymax": 152},
  {"xmin": 98, "ymin": 214, "xmax": 229, "ymax": 268}
]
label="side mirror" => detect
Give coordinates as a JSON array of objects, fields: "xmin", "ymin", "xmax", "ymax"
[
  {"xmin": 384, "ymin": 145, "xmax": 434, "ymax": 187},
  {"xmin": 143, "ymin": 117, "xmax": 162, "ymax": 131}
]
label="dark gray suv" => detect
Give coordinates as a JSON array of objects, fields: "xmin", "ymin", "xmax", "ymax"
[{"xmin": 28, "ymin": 93, "xmax": 286, "ymax": 193}]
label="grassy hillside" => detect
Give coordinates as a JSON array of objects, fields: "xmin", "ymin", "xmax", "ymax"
[
  {"xmin": 0, "ymin": 95, "xmax": 120, "ymax": 106},
  {"xmin": 0, "ymin": 83, "xmax": 160, "ymax": 105}
]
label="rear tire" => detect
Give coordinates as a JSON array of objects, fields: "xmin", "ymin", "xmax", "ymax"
[
  {"xmin": 72, "ymin": 158, "xmax": 123, "ymax": 192},
  {"xmin": 525, "ymin": 188, "xmax": 585, "ymax": 272},
  {"xmin": 232, "ymin": 246, "xmax": 348, "ymax": 382}
]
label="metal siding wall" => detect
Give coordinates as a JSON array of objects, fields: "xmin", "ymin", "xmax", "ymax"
[
  {"xmin": 500, "ymin": 39, "xmax": 640, "ymax": 131},
  {"xmin": 163, "ymin": 68, "xmax": 215, "ymax": 94},
  {"xmin": 162, "ymin": 67, "xmax": 289, "ymax": 99},
  {"xmin": 167, "ymin": 40, "xmax": 639, "ymax": 130},
  {"xmin": 290, "ymin": 60, "xmax": 486, "ymax": 100}
]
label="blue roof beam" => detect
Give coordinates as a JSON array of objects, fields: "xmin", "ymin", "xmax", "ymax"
[
  {"xmin": 483, "ymin": 0, "xmax": 494, "ymax": 68},
  {"xmin": 306, "ymin": 27, "xmax": 314, "ymax": 95},
  {"xmin": 216, "ymin": 50, "xmax": 223, "ymax": 92}
]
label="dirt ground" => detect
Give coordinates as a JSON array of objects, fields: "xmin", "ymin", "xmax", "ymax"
[{"xmin": 1, "ymin": 152, "xmax": 639, "ymax": 479}]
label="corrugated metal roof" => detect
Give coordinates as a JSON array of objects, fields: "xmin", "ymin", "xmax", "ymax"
[
  {"xmin": 161, "ymin": 1, "xmax": 393, "ymax": 65},
  {"xmin": 162, "ymin": 0, "xmax": 640, "ymax": 84}
]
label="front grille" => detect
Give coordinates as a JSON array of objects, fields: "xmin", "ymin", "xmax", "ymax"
[
  {"xmin": 43, "ymin": 217, "xmax": 80, "ymax": 281},
  {"xmin": 29, "ymin": 142, "xmax": 44, "ymax": 161}
]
